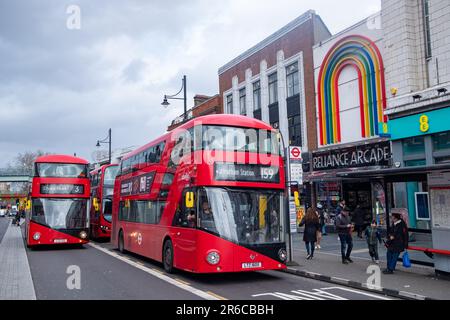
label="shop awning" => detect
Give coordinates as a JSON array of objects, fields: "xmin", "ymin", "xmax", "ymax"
[{"xmin": 335, "ymin": 163, "xmax": 450, "ymax": 182}]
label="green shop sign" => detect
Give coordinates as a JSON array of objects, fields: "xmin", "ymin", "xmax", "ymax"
[{"xmin": 389, "ymin": 107, "xmax": 450, "ymax": 140}]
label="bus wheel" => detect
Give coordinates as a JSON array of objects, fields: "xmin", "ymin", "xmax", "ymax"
[
  {"xmin": 118, "ymin": 231, "xmax": 125, "ymax": 253},
  {"xmin": 163, "ymin": 240, "xmax": 174, "ymax": 273}
]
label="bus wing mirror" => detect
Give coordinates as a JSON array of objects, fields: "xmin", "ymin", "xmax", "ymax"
[
  {"xmin": 185, "ymin": 192, "xmax": 195, "ymax": 209},
  {"xmin": 294, "ymin": 191, "xmax": 300, "ymax": 208}
]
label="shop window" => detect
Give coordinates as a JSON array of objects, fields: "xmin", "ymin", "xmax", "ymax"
[
  {"xmin": 435, "ymin": 156, "xmax": 450, "ymax": 164},
  {"xmin": 253, "ymin": 81, "xmax": 261, "ymax": 110},
  {"xmin": 239, "ymin": 88, "xmax": 246, "ymax": 116},
  {"xmin": 404, "ymin": 159, "xmax": 426, "ymax": 167},
  {"xmin": 286, "ymin": 62, "xmax": 299, "ymax": 98},
  {"xmin": 432, "ymin": 131, "xmax": 450, "ymax": 151},
  {"xmin": 226, "ymin": 94, "xmax": 233, "ymax": 114},
  {"xmin": 288, "ymin": 115, "xmax": 301, "ymax": 146},
  {"xmin": 268, "ymin": 73, "xmax": 278, "ymax": 105},
  {"xmin": 402, "ymin": 137, "xmax": 425, "ymax": 156}
]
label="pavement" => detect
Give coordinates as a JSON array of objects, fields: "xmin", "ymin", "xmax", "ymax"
[
  {"xmin": 286, "ymin": 232, "xmax": 450, "ymax": 300},
  {"xmin": 0, "ymin": 218, "xmax": 36, "ymax": 300}
]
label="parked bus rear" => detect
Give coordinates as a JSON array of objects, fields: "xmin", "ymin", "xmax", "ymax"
[
  {"xmin": 26, "ymin": 155, "xmax": 90, "ymax": 247},
  {"xmin": 112, "ymin": 114, "xmax": 287, "ymax": 273},
  {"xmin": 89, "ymin": 164, "xmax": 119, "ymax": 240}
]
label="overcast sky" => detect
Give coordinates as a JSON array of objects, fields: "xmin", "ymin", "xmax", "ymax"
[{"xmin": 0, "ymin": 0, "xmax": 380, "ymax": 166}]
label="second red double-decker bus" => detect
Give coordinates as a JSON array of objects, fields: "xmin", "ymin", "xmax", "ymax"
[
  {"xmin": 112, "ymin": 114, "xmax": 287, "ymax": 273},
  {"xmin": 25, "ymin": 155, "xmax": 91, "ymax": 247},
  {"xmin": 89, "ymin": 164, "xmax": 119, "ymax": 240}
]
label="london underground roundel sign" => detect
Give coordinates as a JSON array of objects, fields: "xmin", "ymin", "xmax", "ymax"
[{"xmin": 290, "ymin": 147, "xmax": 301, "ymax": 160}]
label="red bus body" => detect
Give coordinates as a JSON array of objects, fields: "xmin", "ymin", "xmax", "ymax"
[
  {"xmin": 112, "ymin": 115, "xmax": 287, "ymax": 273},
  {"xmin": 26, "ymin": 155, "xmax": 91, "ymax": 247},
  {"xmin": 89, "ymin": 164, "xmax": 119, "ymax": 239}
]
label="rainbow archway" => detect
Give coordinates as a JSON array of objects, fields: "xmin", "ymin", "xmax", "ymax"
[{"xmin": 317, "ymin": 35, "xmax": 387, "ymax": 145}]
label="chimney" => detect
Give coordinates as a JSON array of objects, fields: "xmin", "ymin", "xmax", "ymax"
[{"xmin": 193, "ymin": 94, "xmax": 211, "ymax": 107}]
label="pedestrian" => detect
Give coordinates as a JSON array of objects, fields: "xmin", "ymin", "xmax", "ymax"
[
  {"xmin": 365, "ymin": 220, "xmax": 382, "ymax": 264},
  {"xmin": 299, "ymin": 207, "xmax": 321, "ymax": 260},
  {"xmin": 352, "ymin": 204, "xmax": 366, "ymax": 239},
  {"xmin": 336, "ymin": 206, "xmax": 354, "ymax": 264},
  {"xmin": 316, "ymin": 203, "xmax": 326, "ymax": 249},
  {"xmin": 383, "ymin": 212, "xmax": 409, "ymax": 274}
]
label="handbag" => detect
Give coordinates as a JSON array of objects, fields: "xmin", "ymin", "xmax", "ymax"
[{"xmin": 402, "ymin": 250, "xmax": 411, "ymax": 268}]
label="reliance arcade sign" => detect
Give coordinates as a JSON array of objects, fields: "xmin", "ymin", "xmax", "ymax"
[{"xmin": 312, "ymin": 141, "xmax": 391, "ymax": 171}]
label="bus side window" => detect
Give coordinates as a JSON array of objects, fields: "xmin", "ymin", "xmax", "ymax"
[{"xmin": 173, "ymin": 190, "xmax": 196, "ymax": 228}]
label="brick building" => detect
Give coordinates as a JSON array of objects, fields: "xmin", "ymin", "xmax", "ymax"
[{"xmin": 218, "ymin": 10, "xmax": 331, "ymax": 152}]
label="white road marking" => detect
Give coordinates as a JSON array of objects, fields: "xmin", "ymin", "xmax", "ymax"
[
  {"xmin": 252, "ymin": 286, "xmax": 391, "ymax": 300},
  {"xmin": 321, "ymin": 287, "xmax": 392, "ymax": 300},
  {"xmin": 88, "ymin": 242, "xmax": 220, "ymax": 300}
]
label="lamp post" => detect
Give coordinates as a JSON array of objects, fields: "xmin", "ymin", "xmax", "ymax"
[
  {"xmin": 161, "ymin": 75, "xmax": 187, "ymax": 121},
  {"xmin": 96, "ymin": 128, "xmax": 112, "ymax": 164}
]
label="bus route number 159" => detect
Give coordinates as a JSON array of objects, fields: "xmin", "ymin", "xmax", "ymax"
[{"xmin": 260, "ymin": 167, "xmax": 275, "ymax": 181}]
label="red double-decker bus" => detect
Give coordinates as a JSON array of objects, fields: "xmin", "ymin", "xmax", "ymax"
[
  {"xmin": 89, "ymin": 164, "xmax": 119, "ymax": 240},
  {"xmin": 112, "ymin": 114, "xmax": 287, "ymax": 273},
  {"xmin": 26, "ymin": 155, "xmax": 91, "ymax": 247}
]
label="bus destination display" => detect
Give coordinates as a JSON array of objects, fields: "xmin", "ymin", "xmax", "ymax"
[
  {"xmin": 40, "ymin": 184, "xmax": 84, "ymax": 195},
  {"xmin": 214, "ymin": 163, "xmax": 279, "ymax": 183}
]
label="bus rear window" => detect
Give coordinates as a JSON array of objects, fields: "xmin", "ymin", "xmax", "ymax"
[{"xmin": 36, "ymin": 163, "xmax": 88, "ymax": 178}]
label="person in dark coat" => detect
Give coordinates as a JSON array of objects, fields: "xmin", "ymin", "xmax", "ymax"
[
  {"xmin": 352, "ymin": 205, "xmax": 366, "ymax": 238},
  {"xmin": 336, "ymin": 206, "xmax": 354, "ymax": 264},
  {"xmin": 383, "ymin": 212, "xmax": 409, "ymax": 274},
  {"xmin": 299, "ymin": 207, "xmax": 321, "ymax": 260},
  {"xmin": 365, "ymin": 220, "xmax": 382, "ymax": 264}
]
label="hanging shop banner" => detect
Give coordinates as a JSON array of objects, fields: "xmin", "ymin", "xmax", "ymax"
[{"xmin": 312, "ymin": 141, "xmax": 391, "ymax": 171}]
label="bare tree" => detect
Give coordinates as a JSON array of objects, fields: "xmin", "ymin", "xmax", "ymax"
[{"xmin": 13, "ymin": 150, "xmax": 51, "ymax": 173}]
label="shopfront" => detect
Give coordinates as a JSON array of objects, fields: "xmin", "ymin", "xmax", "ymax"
[
  {"xmin": 305, "ymin": 139, "xmax": 392, "ymax": 228},
  {"xmin": 387, "ymin": 106, "xmax": 450, "ymax": 272}
]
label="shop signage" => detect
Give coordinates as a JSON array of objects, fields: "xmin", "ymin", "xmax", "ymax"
[
  {"xmin": 120, "ymin": 172, "xmax": 155, "ymax": 196},
  {"xmin": 214, "ymin": 163, "xmax": 280, "ymax": 183},
  {"xmin": 312, "ymin": 141, "xmax": 391, "ymax": 171},
  {"xmin": 40, "ymin": 184, "xmax": 84, "ymax": 195}
]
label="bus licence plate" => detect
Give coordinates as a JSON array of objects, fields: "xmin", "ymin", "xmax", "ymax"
[
  {"xmin": 54, "ymin": 239, "xmax": 68, "ymax": 244},
  {"xmin": 242, "ymin": 262, "xmax": 262, "ymax": 269}
]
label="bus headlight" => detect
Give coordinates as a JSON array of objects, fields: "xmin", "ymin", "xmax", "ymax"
[
  {"xmin": 79, "ymin": 231, "xmax": 88, "ymax": 239},
  {"xmin": 206, "ymin": 251, "xmax": 220, "ymax": 265},
  {"xmin": 278, "ymin": 249, "xmax": 287, "ymax": 262},
  {"xmin": 33, "ymin": 232, "xmax": 41, "ymax": 241}
]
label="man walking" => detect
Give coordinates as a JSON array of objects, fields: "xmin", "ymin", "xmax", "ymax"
[
  {"xmin": 336, "ymin": 206, "xmax": 354, "ymax": 264},
  {"xmin": 383, "ymin": 212, "xmax": 409, "ymax": 274}
]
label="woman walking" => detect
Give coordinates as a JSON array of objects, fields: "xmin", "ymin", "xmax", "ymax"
[{"xmin": 299, "ymin": 207, "xmax": 321, "ymax": 260}]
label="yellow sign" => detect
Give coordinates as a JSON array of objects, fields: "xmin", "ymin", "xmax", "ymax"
[{"xmin": 420, "ymin": 115, "xmax": 429, "ymax": 133}]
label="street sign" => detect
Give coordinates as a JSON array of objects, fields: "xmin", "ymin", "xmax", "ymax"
[
  {"xmin": 289, "ymin": 147, "xmax": 302, "ymax": 160},
  {"xmin": 289, "ymin": 201, "xmax": 298, "ymax": 233},
  {"xmin": 288, "ymin": 146, "xmax": 303, "ymax": 184}
]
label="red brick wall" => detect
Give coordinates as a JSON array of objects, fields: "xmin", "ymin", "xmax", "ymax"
[{"xmin": 192, "ymin": 95, "xmax": 221, "ymax": 117}]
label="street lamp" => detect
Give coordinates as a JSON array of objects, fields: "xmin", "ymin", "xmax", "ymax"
[
  {"xmin": 161, "ymin": 75, "xmax": 188, "ymax": 121},
  {"xmin": 96, "ymin": 128, "xmax": 112, "ymax": 164}
]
